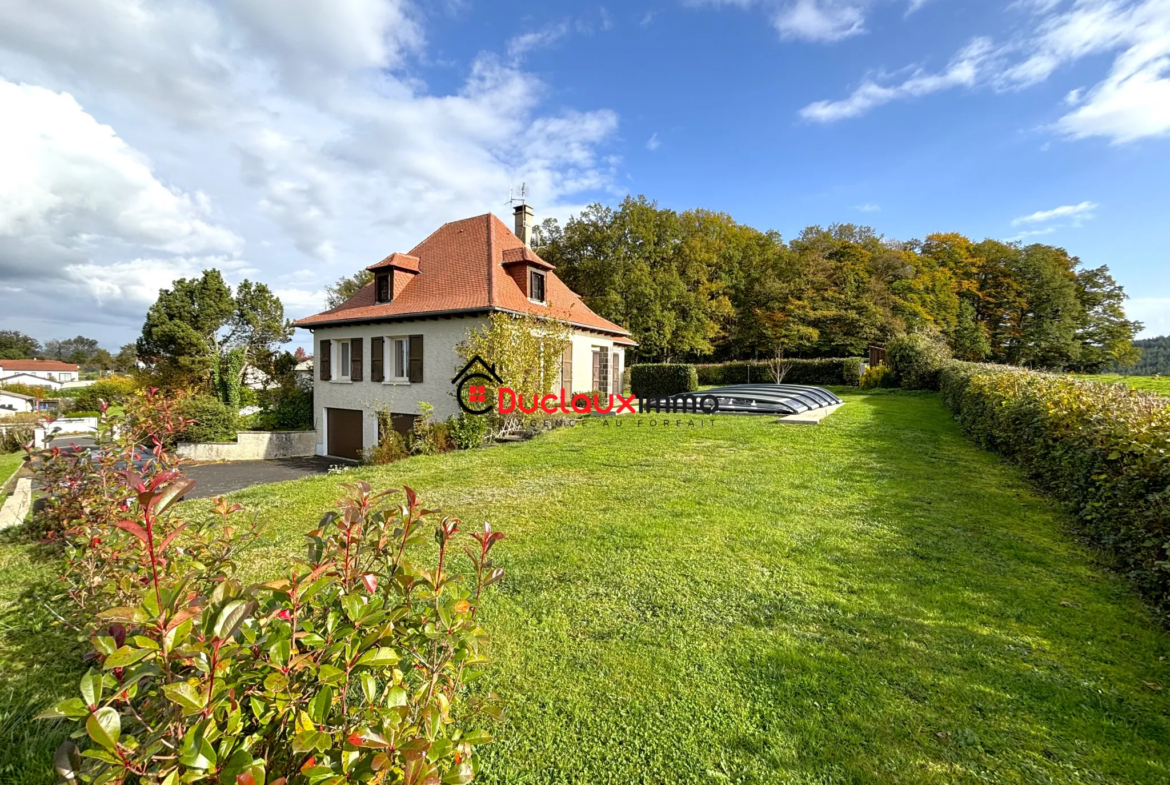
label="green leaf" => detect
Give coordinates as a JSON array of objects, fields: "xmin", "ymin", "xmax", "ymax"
[
  {"xmin": 318, "ymin": 664, "xmax": 346, "ymax": 685},
  {"xmin": 355, "ymin": 646, "xmax": 399, "ymax": 668},
  {"xmin": 213, "ymin": 599, "xmax": 254, "ymax": 641},
  {"xmin": 342, "ymin": 593, "xmax": 365, "ymax": 623},
  {"xmin": 441, "ymin": 763, "xmax": 475, "ymax": 785},
  {"xmin": 86, "ymin": 708, "xmax": 121, "ymax": 750},
  {"xmin": 462, "ymin": 729, "xmax": 494, "ymax": 745},
  {"xmin": 308, "ymin": 686, "xmax": 333, "ymax": 725},
  {"xmin": 38, "ymin": 698, "xmax": 89, "ymax": 720},
  {"xmin": 103, "ymin": 645, "xmax": 151, "ymax": 669},
  {"xmin": 163, "ymin": 681, "xmax": 205, "ymax": 714},
  {"xmin": 79, "ymin": 669, "xmax": 103, "ymax": 708}
]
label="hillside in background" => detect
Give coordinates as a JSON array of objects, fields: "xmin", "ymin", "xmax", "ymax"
[{"xmin": 1114, "ymin": 335, "xmax": 1170, "ymax": 375}]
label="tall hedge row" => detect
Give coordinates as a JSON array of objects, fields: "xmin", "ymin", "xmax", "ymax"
[
  {"xmin": 940, "ymin": 361, "xmax": 1170, "ymax": 616},
  {"xmin": 695, "ymin": 358, "xmax": 863, "ymax": 387},
  {"xmin": 629, "ymin": 364, "xmax": 699, "ymax": 398}
]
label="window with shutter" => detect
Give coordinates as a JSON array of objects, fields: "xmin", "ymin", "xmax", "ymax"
[
  {"xmin": 560, "ymin": 344, "xmax": 573, "ymax": 393},
  {"xmin": 339, "ymin": 340, "xmax": 351, "ymax": 380},
  {"xmin": 612, "ymin": 352, "xmax": 620, "ymax": 395},
  {"xmin": 408, "ymin": 335, "xmax": 424, "ymax": 383},
  {"xmin": 350, "ymin": 338, "xmax": 363, "ymax": 382},
  {"xmin": 371, "ymin": 337, "xmax": 384, "ymax": 382}
]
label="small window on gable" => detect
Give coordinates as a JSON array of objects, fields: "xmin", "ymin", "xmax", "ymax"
[
  {"xmin": 375, "ymin": 273, "xmax": 391, "ymax": 304},
  {"xmin": 529, "ymin": 269, "xmax": 546, "ymax": 303}
]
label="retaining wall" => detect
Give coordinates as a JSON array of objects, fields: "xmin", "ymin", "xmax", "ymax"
[{"xmin": 177, "ymin": 430, "xmax": 316, "ymax": 462}]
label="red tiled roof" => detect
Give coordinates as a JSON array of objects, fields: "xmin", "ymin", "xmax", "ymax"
[
  {"xmin": 367, "ymin": 252, "xmax": 420, "ymax": 272},
  {"xmin": 0, "ymin": 360, "xmax": 78, "ymax": 371},
  {"xmin": 295, "ymin": 213, "xmax": 634, "ymax": 341}
]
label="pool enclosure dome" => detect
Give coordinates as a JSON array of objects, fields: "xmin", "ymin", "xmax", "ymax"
[{"xmin": 667, "ymin": 384, "xmax": 843, "ymax": 416}]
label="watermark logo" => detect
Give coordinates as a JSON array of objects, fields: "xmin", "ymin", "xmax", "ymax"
[
  {"xmin": 452, "ymin": 357, "xmax": 505, "ymax": 416},
  {"xmin": 454, "ymin": 356, "xmax": 721, "ymax": 416}
]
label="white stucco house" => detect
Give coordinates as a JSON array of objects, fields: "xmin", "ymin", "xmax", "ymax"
[
  {"xmin": 0, "ymin": 360, "xmax": 80, "ymax": 390},
  {"xmin": 295, "ymin": 206, "xmax": 636, "ymax": 460},
  {"xmin": 0, "ymin": 390, "xmax": 35, "ymax": 415}
]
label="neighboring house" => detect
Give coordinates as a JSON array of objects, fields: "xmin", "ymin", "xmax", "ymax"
[
  {"xmin": 295, "ymin": 206, "xmax": 636, "ymax": 460},
  {"xmin": 294, "ymin": 359, "xmax": 313, "ymax": 390},
  {"xmin": 0, "ymin": 360, "xmax": 80, "ymax": 388},
  {"xmin": 0, "ymin": 390, "xmax": 35, "ymax": 415}
]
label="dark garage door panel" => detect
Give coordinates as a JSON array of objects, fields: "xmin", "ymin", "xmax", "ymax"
[{"xmin": 327, "ymin": 408, "xmax": 364, "ymax": 460}]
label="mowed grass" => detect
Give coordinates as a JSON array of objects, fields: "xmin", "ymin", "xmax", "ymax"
[
  {"xmin": 2, "ymin": 393, "xmax": 1169, "ymax": 784},
  {"xmin": 1075, "ymin": 373, "xmax": 1170, "ymax": 395},
  {"xmin": 0, "ymin": 452, "xmax": 24, "ymax": 488}
]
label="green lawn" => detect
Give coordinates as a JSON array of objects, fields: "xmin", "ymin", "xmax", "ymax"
[
  {"xmin": 2, "ymin": 392, "xmax": 1169, "ymax": 784},
  {"xmin": 0, "ymin": 452, "xmax": 23, "ymax": 489},
  {"xmin": 1075, "ymin": 373, "xmax": 1170, "ymax": 395}
]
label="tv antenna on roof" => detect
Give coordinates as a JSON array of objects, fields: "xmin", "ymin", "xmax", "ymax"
[{"xmin": 506, "ymin": 182, "xmax": 527, "ymax": 207}]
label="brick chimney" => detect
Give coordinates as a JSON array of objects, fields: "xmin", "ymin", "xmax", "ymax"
[{"xmin": 513, "ymin": 203, "xmax": 534, "ymax": 247}]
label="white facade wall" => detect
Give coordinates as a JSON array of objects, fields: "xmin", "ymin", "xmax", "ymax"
[
  {"xmin": 0, "ymin": 392, "xmax": 33, "ymax": 414},
  {"xmin": 308, "ymin": 317, "xmax": 629, "ymax": 457},
  {"xmin": 0, "ymin": 373, "xmax": 62, "ymax": 389},
  {"xmin": 0, "ymin": 368, "xmax": 78, "ymax": 382},
  {"xmin": 309, "ymin": 317, "xmax": 488, "ymax": 457}
]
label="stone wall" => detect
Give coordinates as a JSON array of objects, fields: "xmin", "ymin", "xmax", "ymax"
[
  {"xmin": 0, "ymin": 478, "xmax": 32, "ymax": 530},
  {"xmin": 177, "ymin": 430, "xmax": 316, "ymax": 462}
]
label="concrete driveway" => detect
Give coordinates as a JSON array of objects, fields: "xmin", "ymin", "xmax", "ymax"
[
  {"xmin": 40, "ymin": 437, "xmax": 343, "ymax": 500},
  {"xmin": 185, "ymin": 457, "xmax": 340, "ymax": 499}
]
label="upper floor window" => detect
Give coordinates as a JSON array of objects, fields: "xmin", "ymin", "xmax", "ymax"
[
  {"xmin": 339, "ymin": 340, "xmax": 351, "ymax": 380},
  {"xmin": 529, "ymin": 269, "xmax": 546, "ymax": 303},
  {"xmin": 375, "ymin": 273, "xmax": 391, "ymax": 304}
]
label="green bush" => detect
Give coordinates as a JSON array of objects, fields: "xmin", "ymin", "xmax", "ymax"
[
  {"xmin": 449, "ymin": 412, "xmax": 490, "ymax": 449},
  {"xmin": 859, "ymin": 365, "xmax": 896, "ymax": 389},
  {"xmin": 174, "ymin": 396, "xmax": 238, "ymax": 443},
  {"xmin": 695, "ymin": 358, "xmax": 862, "ymax": 387},
  {"xmin": 940, "ymin": 361, "xmax": 1170, "ymax": 617},
  {"xmin": 842, "ymin": 358, "xmax": 864, "ymax": 387},
  {"xmin": 67, "ymin": 376, "xmax": 138, "ymax": 411},
  {"xmin": 64, "ymin": 410, "xmax": 102, "ymax": 419},
  {"xmin": 887, "ymin": 332, "xmax": 952, "ymax": 390},
  {"xmin": 630, "ymin": 364, "xmax": 699, "ymax": 398},
  {"xmin": 0, "ymin": 424, "xmax": 34, "ymax": 453}
]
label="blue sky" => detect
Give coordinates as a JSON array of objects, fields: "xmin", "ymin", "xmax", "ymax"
[{"xmin": 0, "ymin": 0, "xmax": 1167, "ymax": 349}]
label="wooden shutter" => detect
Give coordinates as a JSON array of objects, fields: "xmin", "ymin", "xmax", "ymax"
[
  {"xmin": 320, "ymin": 339, "xmax": 331, "ymax": 381},
  {"xmin": 408, "ymin": 335, "xmax": 423, "ymax": 383},
  {"xmin": 612, "ymin": 352, "xmax": 620, "ymax": 395},
  {"xmin": 591, "ymin": 350, "xmax": 600, "ymax": 391},
  {"xmin": 560, "ymin": 344, "xmax": 573, "ymax": 393},
  {"xmin": 371, "ymin": 337, "xmax": 384, "ymax": 382},
  {"xmin": 351, "ymin": 338, "xmax": 363, "ymax": 382}
]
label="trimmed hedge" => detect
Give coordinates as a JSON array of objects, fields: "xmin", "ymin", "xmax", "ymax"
[
  {"xmin": 888, "ymin": 333, "xmax": 951, "ymax": 390},
  {"xmin": 629, "ymin": 364, "xmax": 699, "ymax": 398},
  {"xmin": 695, "ymin": 358, "xmax": 863, "ymax": 387},
  {"xmin": 940, "ymin": 361, "xmax": 1170, "ymax": 617}
]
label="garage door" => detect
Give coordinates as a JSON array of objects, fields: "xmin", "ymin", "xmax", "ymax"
[{"xmin": 327, "ymin": 408, "xmax": 363, "ymax": 460}]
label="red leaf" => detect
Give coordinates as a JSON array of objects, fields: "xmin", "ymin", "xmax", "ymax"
[
  {"xmin": 300, "ymin": 757, "xmax": 316, "ymax": 772},
  {"xmin": 361, "ymin": 574, "xmax": 377, "ymax": 594},
  {"xmin": 237, "ymin": 774, "xmax": 257, "ymax": 785},
  {"xmin": 114, "ymin": 520, "xmax": 149, "ymax": 544},
  {"xmin": 348, "ymin": 733, "xmax": 364, "ymax": 746},
  {"xmin": 156, "ymin": 523, "xmax": 190, "ymax": 555}
]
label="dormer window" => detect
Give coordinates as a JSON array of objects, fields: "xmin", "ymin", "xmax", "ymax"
[
  {"xmin": 375, "ymin": 273, "xmax": 391, "ymax": 304},
  {"xmin": 529, "ymin": 269, "xmax": 546, "ymax": 303}
]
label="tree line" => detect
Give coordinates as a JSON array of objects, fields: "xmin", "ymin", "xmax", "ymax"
[
  {"xmin": 1114, "ymin": 335, "xmax": 1170, "ymax": 376},
  {"xmin": 532, "ymin": 195, "xmax": 1143, "ymax": 372},
  {"xmin": 0, "ymin": 331, "xmax": 139, "ymax": 371}
]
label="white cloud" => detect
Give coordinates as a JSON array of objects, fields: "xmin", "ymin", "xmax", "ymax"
[
  {"xmin": 1006, "ymin": 226, "xmax": 1058, "ymax": 241},
  {"xmin": 1011, "ymin": 200, "xmax": 1099, "ymax": 225},
  {"xmin": 506, "ymin": 22, "xmax": 570, "ymax": 60},
  {"xmin": 906, "ymin": 0, "xmax": 933, "ymax": 13},
  {"xmin": 773, "ymin": 0, "xmax": 867, "ymax": 41},
  {"xmin": 0, "ymin": 0, "xmax": 621, "ymax": 345},
  {"xmin": 0, "ymin": 79, "xmax": 241, "ymax": 254},
  {"xmin": 856, "ymin": 202, "xmax": 881, "ymax": 212},
  {"xmin": 801, "ymin": 0, "xmax": 1170, "ymax": 144},
  {"xmin": 647, "ymin": 132, "xmax": 662, "ymax": 150},
  {"xmin": 800, "ymin": 37, "xmax": 992, "ymax": 121}
]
